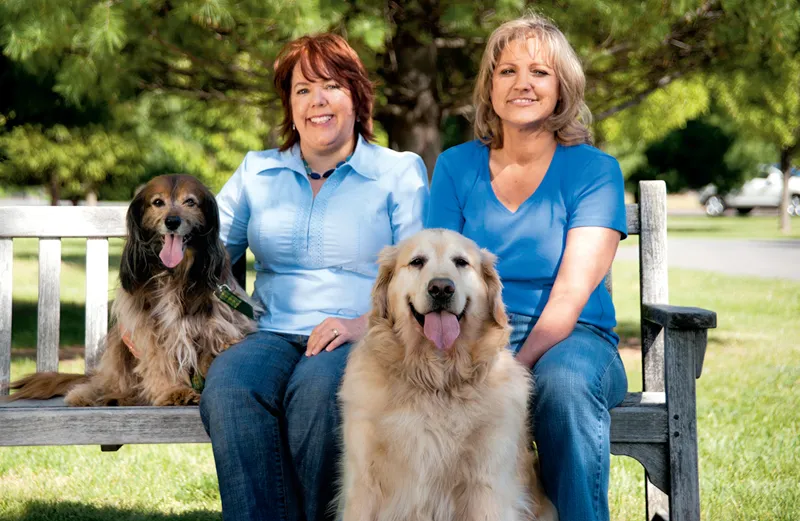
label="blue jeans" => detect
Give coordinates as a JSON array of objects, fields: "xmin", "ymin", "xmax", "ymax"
[
  {"xmin": 508, "ymin": 314, "xmax": 628, "ymax": 521},
  {"xmin": 199, "ymin": 330, "xmax": 351, "ymax": 521}
]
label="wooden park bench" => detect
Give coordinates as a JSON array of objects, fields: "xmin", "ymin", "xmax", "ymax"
[{"xmin": 0, "ymin": 180, "xmax": 715, "ymax": 521}]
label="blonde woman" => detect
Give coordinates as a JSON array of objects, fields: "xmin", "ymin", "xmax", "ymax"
[{"xmin": 426, "ymin": 15, "xmax": 627, "ymax": 521}]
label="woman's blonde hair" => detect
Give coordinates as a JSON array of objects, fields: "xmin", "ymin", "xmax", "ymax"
[{"xmin": 473, "ymin": 14, "xmax": 592, "ymax": 148}]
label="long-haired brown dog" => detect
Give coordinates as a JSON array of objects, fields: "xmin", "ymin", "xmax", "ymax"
[
  {"xmin": 7, "ymin": 174, "xmax": 256, "ymax": 406},
  {"xmin": 338, "ymin": 229, "xmax": 556, "ymax": 521}
]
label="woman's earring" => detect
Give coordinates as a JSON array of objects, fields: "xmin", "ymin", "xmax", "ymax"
[{"xmin": 292, "ymin": 122, "xmax": 296, "ymax": 131}]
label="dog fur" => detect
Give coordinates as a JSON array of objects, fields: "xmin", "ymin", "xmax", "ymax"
[
  {"xmin": 338, "ymin": 228, "xmax": 556, "ymax": 521},
  {"xmin": 6, "ymin": 174, "xmax": 256, "ymax": 406}
]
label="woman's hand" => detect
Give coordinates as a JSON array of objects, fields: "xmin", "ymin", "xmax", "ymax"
[{"xmin": 306, "ymin": 315, "xmax": 368, "ymax": 356}]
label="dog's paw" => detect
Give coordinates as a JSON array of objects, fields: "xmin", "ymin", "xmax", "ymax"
[
  {"xmin": 64, "ymin": 387, "xmax": 98, "ymax": 407},
  {"xmin": 154, "ymin": 388, "xmax": 201, "ymax": 406}
]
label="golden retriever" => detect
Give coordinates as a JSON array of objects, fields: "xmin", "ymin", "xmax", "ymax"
[
  {"xmin": 338, "ymin": 228, "xmax": 556, "ymax": 521},
  {"xmin": 6, "ymin": 174, "xmax": 256, "ymax": 406}
]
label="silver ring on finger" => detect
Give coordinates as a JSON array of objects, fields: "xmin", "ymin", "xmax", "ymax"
[{"xmin": 332, "ymin": 328, "xmax": 340, "ymax": 338}]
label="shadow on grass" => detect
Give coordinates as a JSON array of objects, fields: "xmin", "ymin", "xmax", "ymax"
[
  {"xmin": 11, "ymin": 300, "xmax": 110, "ymax": 351},
  {"xmin": 0, "ymin": 501, "xmax": 221, "ymax": 521}
]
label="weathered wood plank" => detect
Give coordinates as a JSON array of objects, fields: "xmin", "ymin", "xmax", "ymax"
[
  {"xmin": 665, "ymin": 329, "xmax": 702, "ymax": 521},
  {"xmin": 0, "ymin": 207, "xmax": 127, "ymax": 238},
  {"xmin": 0, "ymin": 391, "xmax": 667, "ymax": 446},
  {"xmin": 638, "ymin": 180, "xmax": 670, "ymax": 520},
  {"xmin": 643, "ymin": 304, "xmax": 717, "ymax": 330},
  {"xmin": 611, "ymin": 442, "xmax": 670, "ymax": 497},
  {"xmin": 626, "ymin": 203, "xmax": 640, "ymax": 235},
  {"xmin": 639, "ymin": 181, "xmax": 669, "ymax": 390},
  {"xmin": 610, "ymin": 392, "xmax": 668, "ymax": 443},
  {"xmin": 85, "ymin": 239, "xmax": 109, "ymax": 371},
  {"xmin": 0, "ymin": 239, "xmax": 12, "ymax": 395},
  {"xmin": 0, "ymin": 406, "xmax": 209, "ymax": 445},
  {"xmin": 37, "ymin": 239, "xmax": 61, "ymax": 372}
]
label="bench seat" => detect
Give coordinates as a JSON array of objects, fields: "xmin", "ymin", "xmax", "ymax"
[{"xmin": 0, "ymin": 391, "xmax": 668, "ymax": 446}]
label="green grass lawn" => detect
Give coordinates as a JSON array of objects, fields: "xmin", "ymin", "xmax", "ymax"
[{"xmin": 2, "ymin": 239, "xmax": 799, "ymax": 520}]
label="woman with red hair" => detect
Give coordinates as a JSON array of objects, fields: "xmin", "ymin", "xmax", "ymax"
[{"xmin": 201, "ymin": 34, "xmax": 429, "ymax": 521}]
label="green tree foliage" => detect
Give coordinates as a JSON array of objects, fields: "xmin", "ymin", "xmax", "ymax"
[
  {"xmin": 1, "ymin": 0, "xmax": 798, "ymax": 194},
  {"xmin": 0, "ymin": 54, "xmax": 145, "ymax": 204},
  {"xmin": 0, "ymin": 123, "xmax": 142, "ymax": 204},
  {"xmin": 624, "ymin": 117, "xmax": 759, "ymax": 197},
  {"xmin": 712, "ymin": 59, "xmax": 800, "ymax": 232}
]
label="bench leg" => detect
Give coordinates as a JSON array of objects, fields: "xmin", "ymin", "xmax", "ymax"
[
  {"xmin": 641, "ymin": 321, "xmax": 670, "ymax": 521},
  {"xmin": 646, "ymin": 477, "xmax": 669, "ymax": 521},
  {"xmin": 664, "ymin": 329, "xmax": 703, "ymax": 521}
]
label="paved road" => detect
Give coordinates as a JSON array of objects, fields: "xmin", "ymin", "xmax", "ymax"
[{"xmin": 615, "ymin": 238, "xmax": 800, "ymax": 280}]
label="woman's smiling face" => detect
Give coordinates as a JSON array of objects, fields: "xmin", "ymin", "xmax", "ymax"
[
  {"xmin": 290, "ymin": 62, "xmax": 356, "ymax": 154},
  {"xmin": 491, "ymin": 38, "xmax": 560, "ymax": 131}
]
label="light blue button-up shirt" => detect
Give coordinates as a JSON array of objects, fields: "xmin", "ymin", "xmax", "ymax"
[{"xmin": 216, "ymin": 135, "xmax": 429, "ymax": 335}]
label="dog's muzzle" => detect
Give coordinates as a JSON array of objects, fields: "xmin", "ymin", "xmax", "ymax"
[{"xmin": 427, "ymin": 278, "xmax": 455, "ymax": 305}]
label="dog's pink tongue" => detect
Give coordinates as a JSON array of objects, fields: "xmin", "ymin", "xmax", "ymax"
[
  {"xmin": 423, "ymin": 311, "xmax": 460, "ymax": 351},
  {"xmin": 159, "ymin": 234, "xmax": 184, "ymax": 268}
]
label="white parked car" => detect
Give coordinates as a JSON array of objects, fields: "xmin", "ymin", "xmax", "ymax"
[{"xmin": 698, "ymin": 165, "xmax": 800, "ymax": 216}]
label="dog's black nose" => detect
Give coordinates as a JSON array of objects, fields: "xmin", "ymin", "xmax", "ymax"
[
  {"xmin": 165, "ymin": 215, "xmax": 181, "ymax": 231},
  {"xmin": 427, "ymin": 278, "xmax": 455, "ymax": 301}
]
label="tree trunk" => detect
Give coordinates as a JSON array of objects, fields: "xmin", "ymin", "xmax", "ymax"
[
  {"xmin": 779, "ymin": 144, "xmax": 797, "ymax": 234},
  {"xmin": 379, "ymin": 2, "xmax": 441, "ymax": 178},
  {"xmin": 48, "ymin": 173, "xmax": 60, "ymax": 206}
]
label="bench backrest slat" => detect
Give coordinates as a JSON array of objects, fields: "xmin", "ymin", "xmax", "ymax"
[
  {"xmin": 85, "ymin": 239, "xmax": 109, "ymax": 372},
  {"xmin": 625, "ymin": 204, "xmax": 640, "ymax": 235},
  {"xmin": 0, "ymin": 239, "xmax": 12, "ymax": 395},
  {"xmin": 638, "ymin": 182, "xmax": 668, "ymax": 393},
  {"xmin": 604, "ymin": 203, "xmax": 640, "ymax": 297},
  {"xmin": 0, "ymin": 207, "xmax": 127, "ymax": 238},
  {"xmin": 37, "ymin": 239, "xmax": 61, "ymax": 372}
]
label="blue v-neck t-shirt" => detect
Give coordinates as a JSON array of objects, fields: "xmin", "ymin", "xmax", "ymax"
[{"xmin": 425, "ymin": 139, "xmax": 627, "ymax": 342}]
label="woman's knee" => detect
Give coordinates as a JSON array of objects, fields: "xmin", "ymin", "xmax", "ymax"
[
  {"xmin": 532, "ymin": 327, "xmax": 623, "ymax": 417},
  {"xmin": 284, "ymin": 345, "xmax": 351, "ymax": 416},
  {"xmin": 533, "ymin": 364, "xmax": 601, "ymax": 422},
  {"xmin": 201, "ymin": 332, "xmax": 301, "ymax": 422}
]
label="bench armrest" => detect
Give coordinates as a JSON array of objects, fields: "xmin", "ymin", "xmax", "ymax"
[
  {"xmin": 642, "ymin": 304, "xmax": 716, "ymax": 330},
  {"xmin": 643, "ymin": 303, "xmax": 715, "ymax": 379}
]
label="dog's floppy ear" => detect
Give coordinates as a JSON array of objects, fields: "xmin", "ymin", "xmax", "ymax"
[
  {"xmin": 480, "ymin": 248, "xmax": 508, "ymax": 328},
  {"xmin": 120, "ymin": 190, "xmax": 151, "ymax": 293},
  {"xmin": 191, "ymin": 190, "xmax": 227, "ymax": 291},
  {"xmin": 371, "ymin": 245, "xmax": 399, "ymax": 321}
]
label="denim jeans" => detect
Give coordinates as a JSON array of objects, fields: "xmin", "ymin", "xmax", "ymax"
[
  {"xmin": 199, "ymin": 330, "xmax": 351, "ymax": 521},
  {"xmin": 508, "ymin": 313, "xmax": 628, "ymax": 521}
]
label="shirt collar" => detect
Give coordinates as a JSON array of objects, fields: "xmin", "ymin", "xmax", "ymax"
[
  {"xmin": 254, "ymin": 134, "xmax": 378, "ymax": 180},
  {"xmin": 344, "ymin": 135, "xmax": 379, "ymax": 180}
]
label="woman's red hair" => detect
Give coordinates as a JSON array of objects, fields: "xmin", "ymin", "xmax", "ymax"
[{"xmin": 273, "ymin": 34, "xmax": 375, "ymax": 151}]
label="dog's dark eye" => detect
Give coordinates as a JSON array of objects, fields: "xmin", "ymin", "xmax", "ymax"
[
  {"xmin": 184, "ymin": 198, "xmax": 196, "ymax": 207},
  {"xmin": 152, "ymin": 199, "xmax": 165, "ymax": 208},
  {"xmin": 408, "ymin": 257, "xmax": 426, "ymax": 268},
  {"xmin": 453, "ymin": 257, "xmax": 469, "ymax": 268}
]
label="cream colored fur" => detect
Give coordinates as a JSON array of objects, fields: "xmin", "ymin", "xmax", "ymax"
[{"xmin": 338, "ymin": 229, "xmax": 556, "ymax": 521}]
